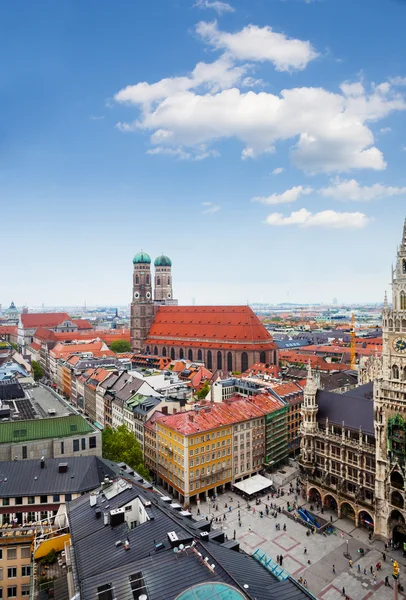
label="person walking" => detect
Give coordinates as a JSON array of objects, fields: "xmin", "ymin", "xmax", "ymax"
[
  {"xmin": 357, "ymin": 564, "xmax": 360, "ymax": 573},
  {"xmin": 363, "ymin": 568, "xmax": 367, "ymax": 576},
  {"xmin": 280, "ymin": 555, "xmax": 283, "ymax": 566},
  {"xmin": 330, "ymin": 515, "xmax": 333, "ymax": 523},
  {"xmin": 304, "ymin": 547, "xmax": 307, "ymax": 555},
  {"xmin": 370, "ymin": 566, "xmax": 373, "ymax": 574},
  {"xmin": 233, "ymin": 530, "xmax": 236, "ymax": 540},
  {"xmin": 383, "ymin": 552, "xmax": 386, "ymax": 561},
  {"xmin": 342, "ymin": 587, "xmax": 345, "ymax": 596},
  {"xmin": 349, "ymin": 560, "xmax": 353, "ymax": 568},
  {"xmin": 332, "ymin": 565, "xmax": 336, "ymax": 574}
]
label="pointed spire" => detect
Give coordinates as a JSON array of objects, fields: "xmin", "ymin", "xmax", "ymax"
[
  {"xmin": 307, "ymin": 359, "xmax": 312, "ymax": 379},
  {"xmin": 384, "ymin": 290, "xmax": 388, "ymax": 309},
  {"xmin": 403, "ymin": 216, "xmax": 406, "ymax": 246}
]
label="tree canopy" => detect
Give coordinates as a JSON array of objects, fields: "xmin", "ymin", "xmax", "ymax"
[
  {"xmin": 195, "ymin": 380, "xmax": 210, "ymax": 400},
  {"xmin": 102, "ymin": 425, "xmax": 149, "ymax": 480},
  {"xmin": 32, "ymin": 360, "xmax": 44, "ymax": 381},
  {"xmin": 109, "ymin": 339, "xmax": 131, "ymax": 353}
]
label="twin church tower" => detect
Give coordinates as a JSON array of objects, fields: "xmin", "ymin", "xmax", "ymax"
[{"xmin": 130, "ymin": 252, "xmax": 178, "ymax": 353}]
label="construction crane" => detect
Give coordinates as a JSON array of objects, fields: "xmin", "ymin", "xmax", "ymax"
[{"xmin": 350, "ymin": 313, "xmax": 356, "ymax": 370}]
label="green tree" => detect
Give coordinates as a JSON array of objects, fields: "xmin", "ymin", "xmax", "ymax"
[
  {"xmin": 102, "ymin": 425, "xmax": 150, "ymax": 480},
  {"xmin": 195, "ymin": 380, "xmax": 210, "ymax": 400},
  {"xmin": 32, "ymin": 360, "xmax": 44, "ymax": 381},
  {"xmin": 109, "ymin": 340, "xmax": 131, "ymax": 353}
]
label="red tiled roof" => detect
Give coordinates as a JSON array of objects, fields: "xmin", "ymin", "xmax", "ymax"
[
  {"xmin": 72, "ymin": 319, "xmax": 93, "ymax": 330},
  {"xmin": 21, "ymin": 312, "xmax": 71, "ymax": 328},
  {"xmin": 146, "ymin": 306, "xmax": 276, "ymax": 350},
  {"xmin": 33, "ymin": 328, "xmax": 130, "ymax": 344},
  {"xmin": 155, "ymin": 397, "xmax": 269, "ymax": 435},
  {"xmin": 28, "ymin": 342, "xmax": 41, "ymax": 352},
  {"xmin": 243, "ymin": 362, "xmax": 280, "ymax": 378},
  {"xmin": 50, "ymin": 341, "xmax": 113, "ymax": 360},
  {"xmin": 0, "ymin": 326, "xmax": 17, "ymax": 335},
  {"xmin": 279, "ymin": 351, "xmax": 349, "ymax": 371}
]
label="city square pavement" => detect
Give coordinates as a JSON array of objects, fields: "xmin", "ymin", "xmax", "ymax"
[{"xmin": 188, "ymin": 489, "xmax": 406, "ymax": 600}]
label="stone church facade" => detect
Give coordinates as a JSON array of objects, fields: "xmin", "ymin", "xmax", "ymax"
[
  {"xmin": 299, "ymin": 219, "xmax": 406, "ymax": 543},
  {"xmin": 130, "ymin": 251, "xmax": 278, "ymax": 374}
]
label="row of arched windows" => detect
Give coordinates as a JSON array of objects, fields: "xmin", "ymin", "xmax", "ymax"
[
  {"xmin": 135, "ymin": 275, "xmax": 150, "ymax": 285},
  {"xmin": 392, "ymin": 365, "xmax": 406, "ymax": 380},
  {"xmin": 156, "ymin": 277, "xmax": 171, "ymax": 286},
  {"xmin": 151, "ymin": 347, "xmax": 258, "ymax": 372},
  {"xmin": 147, "ymin": 346, "xmax": 271, "ymax": 372}
]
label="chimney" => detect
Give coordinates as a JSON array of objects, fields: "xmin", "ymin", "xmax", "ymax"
[
  {"xmin": 40, "ymin": 457, "xmax": 45, "ymax": 469},
  {"xmin": 188, "ymin": 413, "xmax": 194, "ymax": 422},
  {"xmin": 161, "ymin": 406, "xmax": 168, "ymax": 415}
]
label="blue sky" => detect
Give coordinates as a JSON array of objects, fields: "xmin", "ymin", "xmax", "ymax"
[{"xmin": 1, "ymin": 0, "xmax": 406, "ymax": 307}]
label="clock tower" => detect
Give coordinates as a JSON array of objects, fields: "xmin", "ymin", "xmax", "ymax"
[
  {"xmin": 130, "ymin": 251, "xmax": 155, "ymax": 353},
  {"xmin": 374, "ymin": 218, "xmax": 406, "ymax": 540}
]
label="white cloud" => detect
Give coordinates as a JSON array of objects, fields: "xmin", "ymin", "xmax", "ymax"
[
  {"xmin": 147, "ymin": 145, "xmax": 219, "ymax": 161},
  {"xmin": 201, "ymin": 201, "xmax": 221, "ymax": 214},
  {"xmin": 90, "ymin": 115, "xmax": 105, "ymax": 120},
  {"xmin": 196, "ymin": 21, "xmax": 318, "ymax": 72},
  {"xmin": 320, "ymin": 178, "xmax": 406, "ymax": 201},
  {"xmin": 114, "ymin": 19, "xmax": 406, "ymax": 173},
  {"xmin": 380, "ymin": 127, "xmax": 391, "ymax": 133},
  {"xmin": 265, "ymin": 208, "xmax": 370, "ymax": 228},
  {"xmin": 252, "ymin": 185, "xmax": 312, "ymax": 205},
  {"xmin": 390, "ymin": 76, "xmax": 406, "ymax": 86},
  {"xmin": 272, "ymin": 167, "xmax": 284, "ymax": 175},
  {"xmin": 114, "ymin": 56, "xmax": 248, "ymax": 107},
  {"xmin": 128, "ymin": 83, "xmax": 405, "ymax": 173},
  {"xmin": 194, "ymin": 0, "xmax": 235, "ymax": 14}
]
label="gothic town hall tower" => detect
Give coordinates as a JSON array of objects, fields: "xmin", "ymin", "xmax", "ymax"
[{"xmin": 374, "ymin": 219, "xmax": 406, "ymax": 540}]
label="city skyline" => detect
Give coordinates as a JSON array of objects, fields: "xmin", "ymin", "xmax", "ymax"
[{"xmin": 1, "ymin": 0, "xmax": 406, "ymax": 305}]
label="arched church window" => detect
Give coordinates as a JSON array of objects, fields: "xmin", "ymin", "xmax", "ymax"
[
  {"xmin": 393, "ymin": 365, "xmax": 400, "ymax": 379},
  {"xmin": 401, "ymin": 293, "xmax": 406, "ymax": 311},
  {"xmin": 207, "ymin": 350, "xmax": 212, "ymax": 370},
  {"xmin": 197, "ymin": 349, "xmax": 202, "ymax": 361},
  {"xmin": 162, "ymin": 347, "xmax": 167, "ymax": 357},
  {"xmin": 227, "ymin": 352, "xmax": 233, "ymax": 372},
  {"xmin": 146, "ymin": 346, "xmax": 150, "ymax": 354},
  {"xmin": 260, "ymin": 351, "xmax": 266, "ymax": 364},
  {"xmin": 154, "ymin": 346, "xmax": 158, "ymax": 355},
  {"xmin": 403, "ymin": 367, "xmax": 406, "ymax": 381},
  {"xmin": 168, "ymin": 278, "xmax": 170, "ymax": 285},
  {"xmin": 389, "ymin": 319, "xmax": 393, "ymax": 329},
  {"xmin": 135, "ymin": 275, "xmax": 139, "ymax": 284},
  {"xmin": 171, "ymin": 347, "xmax": 175, "ymax": 360},
  {"xmin": 241, "ymin": 352, "xmax": 248, "ymax": 373},
  {"xmin": 146, "ymin": 275, "xmax": 150, "ymax": 284},
  {"xmin": 217, "ymin": 351, "xmax": 222, "ymax": 370},
  {"xmin": 179, "ymin": 348, "xmax": 184, "ymax": 359},
  {"xmin": 188, "ymin": 349, "xmax": 193, "ymax": 361},
  {"xmin": 403, "ymin": 259, "xmax": 406, "ymax": 274},
  {"xmin": 157, "ymin": 277, "xmax": 161, "ymax": 286}
]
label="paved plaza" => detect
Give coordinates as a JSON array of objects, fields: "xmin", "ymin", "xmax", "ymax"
[{"xmin": 189, "ymin": 489, "xmax": 406, "ymax": 600}]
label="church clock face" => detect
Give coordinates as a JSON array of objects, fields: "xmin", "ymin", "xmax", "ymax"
[
  {"xmin": 133, "ymin": 291, "xmax": 140, "ymax": 300},
  {"xmin": 393, "ymin": 337, "xmax": 406, "ymax": 353}
]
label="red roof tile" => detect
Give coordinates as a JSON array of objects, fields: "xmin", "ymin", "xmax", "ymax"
[
  {"xmin": 72, "ymin": 319, "xmax": 93, "ymax": 330},
  {"xmin": 155, "ymin": 397, "xmax": 272, "ymax": 435},
  {"xmin": 21, "ymin": 312, "xmax": 71, "ymax": 328},
  {"xmin": 0, "ymin": 326, "xmax": 17, "ymax": 335},
  {"xmin": 146, "ymin": 306, "xmax": 277, "ymax": 350},
  {"xmin": 28, "ymin": 342, "xmax": 41, "ymax": 351}
]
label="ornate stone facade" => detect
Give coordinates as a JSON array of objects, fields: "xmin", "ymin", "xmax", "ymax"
[
  {"xmin": 299, "ymin": 219, "xmax": 406, "ymax": 543},
  {"xmin": 358, "ymin": 352, "xmax": 382, "ymax": 385}
]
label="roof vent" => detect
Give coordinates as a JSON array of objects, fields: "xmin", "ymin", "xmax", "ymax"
[
  {"xmin": 58, "ymin": 462, "xmax": 68, "ymax": 473},
  {"xmin": 115, "ymin": 540, "xmax": 122, "ymax": 547},
  {"xmin": 95, "ymin": 509, "xmax": 101, "ymax": 519}
]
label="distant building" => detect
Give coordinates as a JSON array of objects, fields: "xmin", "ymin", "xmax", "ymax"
[
  {"xmin": 2, "ymin": 301, "xmax": 19, "ymax": 325},
  {"xmin": 17, "ymin": 312, "xmax": 93, "ymax": 350},
  {"xmin": 130, "ymin": 252, "xmax": 278, "ymax": 372}
]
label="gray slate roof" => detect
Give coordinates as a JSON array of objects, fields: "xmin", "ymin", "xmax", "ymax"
[
  {"xmin": 0, "ymin": 456, "xmax": 121, "ymax": 497},
  {"xmin": 316, "ymin": 382, "xmax": 374, "ymax": 434},
  {"xmin": 67, "ymin": 478, "xmax": 314, "ymax": 600}
]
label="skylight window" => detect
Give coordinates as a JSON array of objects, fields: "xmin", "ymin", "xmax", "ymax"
[
  {"xmin": 97, "ymin": 583, "xmax": 115, "ymax": 600},
  {"xmin": 129, "ymin": 572, "xmax": 148, "ymax": 599}
]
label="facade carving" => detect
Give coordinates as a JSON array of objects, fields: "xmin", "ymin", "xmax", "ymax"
[{"xmin": 299, "ymin": 219, "xmax": 406, "ymax": 543}]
